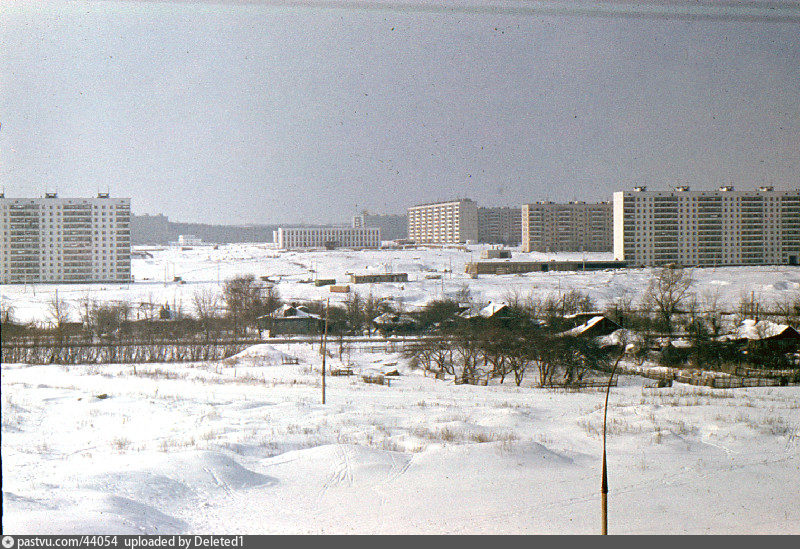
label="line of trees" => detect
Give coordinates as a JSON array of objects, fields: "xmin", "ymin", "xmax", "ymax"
[
  {"xmin": 405, "ymin": 299, "xmax": 614, "ymax": 387},
  {"xmin": 3, "ymin": 267, "xmax": 798, "ymax": 372}
]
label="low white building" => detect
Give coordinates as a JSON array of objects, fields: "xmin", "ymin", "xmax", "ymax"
[{"xmin": 276, "ymin": 226, "xmax": 381, "ymax": 250}]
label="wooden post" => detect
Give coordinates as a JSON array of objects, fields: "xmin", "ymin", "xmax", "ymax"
[{"xmin": 321, "ymin": 298, "xmax": 329, "ymax": 405}]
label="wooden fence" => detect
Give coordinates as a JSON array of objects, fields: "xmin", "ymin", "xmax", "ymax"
[{"xmin": 1, "ymin": 341, "xmax": 251, "ymax": 365}]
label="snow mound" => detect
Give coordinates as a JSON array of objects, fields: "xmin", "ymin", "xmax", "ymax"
[
  {"xmin": 226, "ymin": 344, "xmax": 297, "ymax": 365},
  {"xmin": 4, "ymin": 491, "xmax": 189, "ymax": 534},
  {"xmin": 73, "ymin": 451, "xmax": 276, "ymax": 508},
  {"xmin": 413, "ymin": 440, "xmax": 576, "ymax": 472},
  {"xmin": 265, "ymin": 444, "xmax": 411, "ymax": 486}
]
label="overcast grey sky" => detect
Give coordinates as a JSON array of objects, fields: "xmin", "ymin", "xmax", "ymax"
[{"xmin": 1, "ymin": 1, "xmax": 799, "ymax": 224}]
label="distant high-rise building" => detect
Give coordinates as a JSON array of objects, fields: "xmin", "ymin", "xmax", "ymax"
[
  {"xmin": 522, "ymin": 201, "xmax": 612, "ymax": 253},
  {"xmin": 613, "ymin": 186, "xmax": 800, "ymax": 266},
  {"xmin": 361, "ymin": 212, "xmax": 407, "ymax": 241},
  {"xmin": 477, "ymin": 207, "xmax": 521, "ymax": 245},
  {"xmin": 0, "ymin": 194, "xmax": 131, "ymax": 283},
  {"xmin": 407, "ymin": 199, "xmax": 479, "ymax": 244}
]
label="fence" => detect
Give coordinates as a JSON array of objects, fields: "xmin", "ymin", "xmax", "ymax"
[
  {"xmin": 1, "ymin": 341, "xmax": 251, "ymax": 365},
  {"xmin": 539, "ymin": 378, "xmax": 617, "ymax": 389},
  {"xmin": 1, "ymin": 335, "xmax": 431, "ymax": 366}
]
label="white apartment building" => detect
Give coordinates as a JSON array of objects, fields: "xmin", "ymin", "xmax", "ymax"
[
  {"xmin": 276, "ymin": 226, "xmax": 381, "ymax": 250},
  {"xmin": 407, "ymin": 199, "xmax": 479, "ymax": 244},
  {"xmin": 521, "ymin": 201, "xmax": 612, "ymax": 253},
  {"xmin": 0, "ymin": 193, "xmax": 131, "ymax": 283},
  {"xmin": 477, "ymin": 206, "xmax": 521, "ymax": 245},
  {"xmin": 613, "ymin": 186, "xmax": 800, "ymax": 267}
]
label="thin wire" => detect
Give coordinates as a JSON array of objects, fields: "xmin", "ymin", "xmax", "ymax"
[{"xmin": 117, "ymin": 0, "xmax": 800, "ymax": 23}]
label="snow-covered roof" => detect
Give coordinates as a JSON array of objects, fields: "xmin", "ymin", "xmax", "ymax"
[
  {"xmin": 264, "ymin": 304, "xmax": 321, "ymax": 320},
  {"xmin": 595, "ymin": 328, "xmax": 644, "ymax": 349},
  {"xmin": 559, "ymin": 315, "xmax": 618, "ymax": 337},
  {"xmin": 725, "ymin": 319, "xmax": 800, "ymax": 341},
  {"xmin": 459, "ymin": 301, "xmax": 510, "ymax": 319},
  {"xmin": 372, "ymin": 313, "xmax": 416, "ymax": 325},
  {"xmin": 563, "ymin": 311, "xmax": 605, "ymax": 320}
]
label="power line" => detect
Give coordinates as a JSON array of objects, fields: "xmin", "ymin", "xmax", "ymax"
[{"xmin": 123, "ymin": 0, "xmax": 800, "ymax": 23}]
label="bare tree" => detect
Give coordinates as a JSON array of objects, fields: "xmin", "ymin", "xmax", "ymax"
[
  {"xmin": 344, "ymin": 291, "xmax": 365, "ymax": 334},
  {"xmin": 47, "ymin": 293, "xmax": 71, "ymax": 342},
  {"xmin": 454, "ymin": 283, "xmax": 473, "ymax": 305},
  {"xmin": 263, "ymin": 285, "xmax": 282, "ymax": 317},
  {"xmin": 365, "ymin": 293, "xmax": 383, "ymax": 336},
  {"xmin": 452, "ymin": 329, "xmax": 486, "ymax": 384},
  {"xmin": 480, "ymin": 328, "xmax": 512, "ymax": 384},
  {"xmin": 604, "ymin": 293, "xmax": 635, "ymax": 328},
  {"xmin": 643, "ymin": 266, "xmax": 694, "ymax": 335},
  {"xmin": 1, "ymin": 301, "xmax": 15, "ymax": 324},
  {"xmin": 735, "ymin": 291, "xmax": 761, "ymax": 325},
  {"xmin": 507, "ymin": 341, "xmax": 532, "ymax": 387},
  {"xmin": 701, "ymin": 289, "xmax": 724, "ymax": 337},
  {"xmin": 222, "ymin": 274, "xmax": 263, "ymax": 337},
  {"xmin": 772, "ymin": 291, "xmax": 800, "ymax": 328},
  {"xmin": 192, "ymin": 288, "xmax": 220, "ymax": 340}
]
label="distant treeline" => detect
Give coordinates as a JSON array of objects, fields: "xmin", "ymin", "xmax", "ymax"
[{"xmin": 131, "ymin": 212, "xmax": 407, "ymax": 245}]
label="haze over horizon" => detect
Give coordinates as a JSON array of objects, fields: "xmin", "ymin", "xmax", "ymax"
[{"xmin": 1, "ymin": 0, "xmax": 799, "ymax": 224}]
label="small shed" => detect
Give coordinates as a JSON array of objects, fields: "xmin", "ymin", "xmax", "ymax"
[
  {"xmin": 726, "ymin": 320, "xmax": 800, "ymax": 343},
  {"xmin": 258, "ymin": 304, "xmax": 323, "ymax": 335},
  {"xmin": 350, "ymin": 273, "xmax": 409, "ymax": 284},
  {"xmin": 372, "ymin": 312, "xmax": 418, "ymax": 335},
  {"xmin": 558, "ymin": 316, "xmax": 621, "ymax": 339},
  {"xmin": 458, "ymin": 301, "xmax": 512, "ymax": 321}
]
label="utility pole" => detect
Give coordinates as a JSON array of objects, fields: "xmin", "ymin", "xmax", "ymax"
[
  {"xmin": 601, "ymin": 347, "xmax": 626, "ymax": 535},
  {"xmin": 321, "ymin": 298, "xmax": 329, "ymax": 405}
]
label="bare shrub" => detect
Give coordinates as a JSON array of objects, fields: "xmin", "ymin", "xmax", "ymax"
[{"xmin": 643, "ymin": 266, "xmax": 694, "ymax": 334}]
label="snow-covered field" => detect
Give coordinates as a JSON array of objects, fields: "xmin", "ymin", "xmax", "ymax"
[
  {"xmin": 3, "ymin": 343, "xmax": 799, "ymax": 534},
  {"xmin": 2, "ymin": 243, "xmax": 800, "ymax": 322},
  {"xmin": 3, "ymin": 244, "xmax": 800, "ymax": 534}
]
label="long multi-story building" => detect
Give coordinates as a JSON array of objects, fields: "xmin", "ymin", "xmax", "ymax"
[
  {"xmin": 275, "ymin": 226, "xmax": 381, "ymax": 249},
  {"xmin": 0, "ymin": 193, "xmax": 131, "ymax": 283},
  {"xmin": 477, "ymin": 206, "xmax": 521, "ymax": 245},
  {"xmin": 613, "ymin": 186, "xmax": 800, "ymax": 267},
  {"xmin": 407, "ymin": 199, "xmax": 479, "ymax": 244},
  {"xmin": 521, "ymin": 201, "xmax": 612, "ymax": 253}
]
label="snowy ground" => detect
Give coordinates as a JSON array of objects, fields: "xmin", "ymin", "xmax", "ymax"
[
  {"xmin": 3, "ymin": 342, "xmax": 800, "ymax": 534},
  {"xmin": 2, "ymin": 243, "xmax": 800, "ymax": 323},
  {"xmin": 3, "ymin": 244, "xmax": 800, "ymax": 533}
]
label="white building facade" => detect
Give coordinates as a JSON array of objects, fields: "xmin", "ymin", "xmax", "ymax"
[
  {"xmin": 0, "ymin": 194, "xmax": 131, "ymax": 283},
  {"xmin": 276, "ymin": 226, "xmax": 381, "ymax": 250},
  {"xmin": 613, "ymin": 186, "xmax": 800, "ymax": 267},
  {"xmin": 407, "ymin": 199, "xmax": 479, "ymax": 244},
  {"xmin": 521, "ymin": 201, "xmax": 612, "ymax": 253}
]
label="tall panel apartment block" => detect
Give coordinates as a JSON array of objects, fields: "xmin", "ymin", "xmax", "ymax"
[
  {"xmin": 613, "ymin": 186, "xmax": 800, "ymax": 267},
  {"xmin": 407, "ymin": 199, "xmax": 479, "ymax": 244},
  {"xmin": 521, "ymin": 202, "xmax": 612, "ymax": 253},
  {"xmin": 477, "ymin": 207, "xmax": 521, "ymax": 245},
  {"xmin": 0, "ymin": 194, "xmax": 131, "ymax": 283}
]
